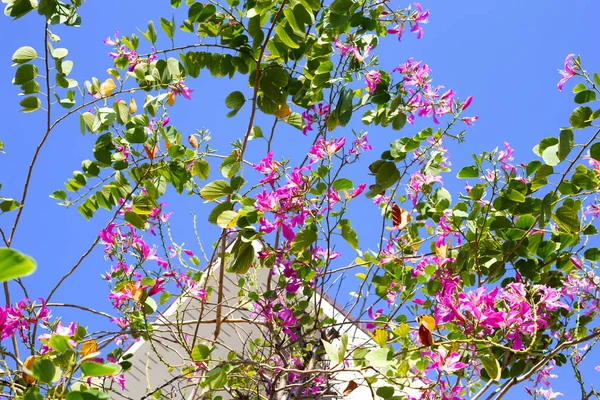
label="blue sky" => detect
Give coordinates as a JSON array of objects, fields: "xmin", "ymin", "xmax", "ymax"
[{"xmin": 1, "ymin": 0, "xmax": 599, "ymax": 397}]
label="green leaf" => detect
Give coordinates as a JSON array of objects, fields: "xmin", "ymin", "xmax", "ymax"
[
  {"xmin": 12, "ymin": 46, "xmax": 37, "ymax": 64},
  {"xmin": 554, "ymin": 205, "xmax": 579, "ymax": 232},
  {"xmin": 132, "ymin": 196, "xmax": 159, "ymax": 215},
  {"xmin": 275, "ymin": 25, "xmax": 299, "ymax": 49},
  {"xmin": 333, "ymin": 178, "xmax": 353, "ymax": 191},
  {"xmin": 200, "ymin": 180, "xmax": 232, "ymax": 200},
  {"xmin": 365, "ymin": 348, "xmax": 392, "ymax": 368},
  {"xmin": 32, "ymin": 359, "xmax": 55, "ymax": 383},
  {"xmin": 225, "ymin": 91, "xmax": 246, "ymax": 111},
  {"xmin": 220, "ymin": 155, "xmax": 240, "ymax": 178},
  {"xmin": 51, "ymin": 190, "xmax": 67, "ymax": 201},
  {"xmin": 160, "ymin": 17, "xmax": 175, "ymax": 39},
  {"xmin": 216, "ymin": 210, "xmax": 238, "ymax": 228},
  {"xmin": 341, "ymin": 223, "xmax": 358, "ymax": 250},
  {"xmin": 590, "ymin": 142, "xmax": 600, "ymax": 161},
  {"xmin": 574, "ymin": 90, "xmax": 596, "ymax": 104},
  {"xmin": 290, "ymin": 228, "xmax": 317, "ymax": 253},
  {"xmin": 51, "ymin": 48, "xmax": 68, "ymax": 60},
  {"xmin": 205, "ymin": 367, "xmax": 227, "ymax": 390},
  {"xmin": 193, "ymin": 159, "xmax": 210, "ymax": 180},
  {"xmin": 558, "ymin": 129, "xmax": 574, "ymax": 161},
  {"xmin": 375, "ymin": 162, "xmax": 400, "ymax": 190},
  {"xmin": 570, "ymin": 106, "xmax": 593, "ymax": 129},
  {"xmin": 13, "ymin": 64, "xmax": 38, "ymax": 85},
  {"xmin": 49, "ymin": 335, "xmax": 70, "ymax": 353},
  {"xmin": 124, "ymin": 211, "xmax": 146, "ymax": 230},
  {"xmin": 503, "ymin": 189, "xmax": 526, "ymax": 203},
  {"xmin": 228, "ymin": 242, "xmax": 254, "ymax": 274},
  {"xmin": 321, "ymin": 339, "xmax": 339, "ymax": 364},
  {"xmin": 189, "ymin": 3, "xmax": 216, "ymax": 22},
  {"xmin": 584, "ymin": 248, "xmax": 600, "ymax": 261},
  {"xmin": 65, "ymin": 390, "xmax": 109, "ymax": 400},
  {"xmin": 80, "ymin": 362, "xmax": 120, "ymax": 377},
  {"xmin": 192, "ymin": 344, "xmax": 211, "ymax": 361},
  {"xmin": 0, "ymin": 248, "xmax": 36, "ymax": 282},
  {"xmin": 208, "ymin": 202, "xmax": 232, "ymax": 224},
  {"xmin": 19, "ymin": 96, "xmax": 41, "ymax": 113},
  {"xmin": 250, "ymin": 125, "xmax": 264, "ymax": 139},
  {"xmin": 541, "ymin": 144, "xmax": 560, "ymax": 166},
  {"xmin": 457, "ymin": 165, "xmax": 479, "ymax": 179},
  {"xmin": 125, "ymin": 127, "xmax": 147, "ymax": 144},
  {"xmin": 479, "ymin": 354, "xmax": 501, "ymax": 381},
  {"xmin": 391, "ymin": 113, "xmax": 406, "ymax": 130},
  {"xmin": 376, "ymin": 387, "xmax": 395, "ymax": 399}
]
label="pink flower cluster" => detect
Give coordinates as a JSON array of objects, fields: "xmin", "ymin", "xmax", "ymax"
[
  {"xmin": 393, "ymin": 58, "xmax": 477, "ymax": 125},
  {"xmin": 387, "ymin": 2, "xmax": 430, "ymax": 41},
  {"xmin": 0, "ymin": 298, "xmax": 50, "ymax": 342},
  {"xmin": 435, "ymin": 277, "xmax": 569, "ymax": 350},
  {"xmin": 301, "ymin": 103, "xmax": 329, "ymax": 135}
]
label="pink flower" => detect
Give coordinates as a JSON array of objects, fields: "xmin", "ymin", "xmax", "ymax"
[
  {"xmin": 349, "ymin": 135, "xmax": 372, "ymax": 155},
  {"xmin": 431, "ymin": 350, "xmax": 468, "ymax": 374},
  {"xmin": 388, "ymin": 24, "xmax": 405, "ymax": 41},
  {"xmin": 350, "ymin": 183, "xmax": 366, "ymax": 198},
  {"xmin": 462, "ymin": 96, "xmax": 473, "ymax": 111},
  {"xmin": 333, "ymin": 37, "xmax": 350, "ymax": 56},
  {"xmin": 103, "ymin": 31, "xmax": 120, "ymax": 46},
  {"xmin": 365, "ymin": 70, "xmax": 381, "ymax": 94},
  {"xmin": 410, "ymin": 3, "xmax": 429, "ymax": 39},
  {"xmin": 170, "ymin": 80, "xmax": 193, "ymax": 100},
  {"xmin": 350, "ymin": 45, "xmax": 372, "ymax": 63},
  {"xmin": 461, "ymin": 115, "xmax": 479, "ymax": 126},
  {"xmin": 254, "ymin": 151, "xmax": 280, "ymax": 184},
  {"xmin": 557, "ymin": 54, "xmax": 576, "ymax": 91}
]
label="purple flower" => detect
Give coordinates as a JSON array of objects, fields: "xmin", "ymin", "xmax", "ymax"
[
  {"xmin": 365, "ymin": 70, "xmax": 381, "ymax": 94},
  {"xmin": 557, "ymin": 53, "xmax": 576, "ymax": 91}
]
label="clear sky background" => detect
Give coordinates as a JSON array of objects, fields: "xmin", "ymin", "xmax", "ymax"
[{"xmin": 1, "ymin": 0, "xmax": 599, "ymax": 397}]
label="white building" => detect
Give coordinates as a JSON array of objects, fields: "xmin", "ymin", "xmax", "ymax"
[{"xmin": 119, "ymin": 241, "xmax": 376, "ymax": 399}]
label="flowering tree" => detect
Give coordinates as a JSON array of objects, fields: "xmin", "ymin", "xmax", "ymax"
[{"xmin": 1, "ymin": 1, "xmax": 600, "ymax": 399}]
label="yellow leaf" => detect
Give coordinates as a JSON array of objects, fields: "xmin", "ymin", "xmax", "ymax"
[
  {"xmin": 99, "ymin": 78, "xmax": 116, "ymax": 97},
  {"xmin": 435, "ymin": 238, "xmax": 450, "ymax": 259},
  {"xmin": 129, "ymin": 98, "xmax": 137, "ymax": 114},
  {"xmin": 167, "ymin": 92, "xmax": 175, "ymax": 106},
  {"xmin": 23, "ymin": 356, "xmax": 38, "ymax": 385},
  {"xmin": 81, "ymin": 339, "xmax": 98, "ymax": 358},
  {"xmin": 372, "ymin": 328, "xmax": 388, "ymax": 347},
  {"xmin": 274, "ymin": 103, "xmax": 291, "ymax": 119},
  {"xmin": 188, "ymin": 136, "xmax": 199, "ymax": 149},
  {"xmin": 416, "ymin": 315, "xmax": 436, "ymax": 331}
]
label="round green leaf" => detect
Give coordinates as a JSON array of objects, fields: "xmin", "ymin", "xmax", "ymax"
[
  {"xmin": 13, "ymin": 64, "xmax": 38, "ymax": 85},
  {"xmin": 32, "ymin": 359, "xmax": 56, "ymax": 383},
  {"xmin": 80, "ymin": 362, "xmax": 120, "ymax": 377},
  {"xmin": 333, "ymin": 178, "xmax": 353, "ymax": 191},
  {"xmin": 216, "ymin": 210, "xmax": 239, "ymax": 228},
  {"xmin": 0, "ymin": 248, "xmax": 36, "ymax": 282},
  {"xmin": 225, "ymin": 91, "xmax": 246, "ymax": 110},
  {"xmin": 479, "ymin": 354, "xmax": 501, "ymax": 381},
  {"xmin": 200, "ymin": 180, "xmax": 232, "ymax": 200},
  {"xmin": 12, "ymin": 46, "xmax": 37, "ymax": 64},
  {"xmin": 570, "ymin": 106, "xmax": 592, "ymax": 129},
  {"xmin": 20, "ymin": 96, "xmax": 41, "ymax": 113},
  {"xmin": 51, "ymin": 48, "xmax": 68, "ymax": 60},
  {"xmin": 457, "ymin": 165, "xmax": 479, "ymax": 179},
  {"xmin": 65, "ymin": 391, "xmax": 109, "ymax": 400},
  {"xmin": 574, "ymin": 90, "xmax": 596, "ymax": 104}
]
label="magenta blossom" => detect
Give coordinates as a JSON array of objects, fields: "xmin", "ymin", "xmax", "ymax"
[
  {"xmin": 365, "ymin": 70, "xmax": 381, "ymax": 94},
  {"xmin": 333, "ymin": 37, "xmax": 350, "ymax": 56},
  {"xmin": 557, "ymin": 53, "xmax": 576, "ymax": 91},
  {"xmin": 170, "ymin": 80, "xmax": 193, "ymax": 100}
]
